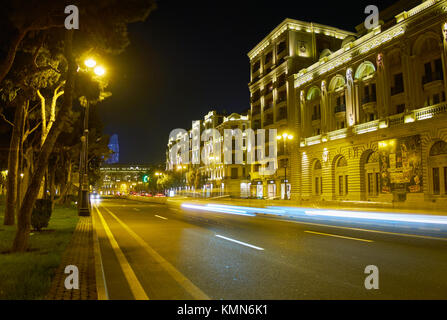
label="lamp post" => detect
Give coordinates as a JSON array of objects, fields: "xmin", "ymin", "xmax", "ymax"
[
  {"xmin": 78, "ymin": 58, "xmax": 106, "ymax": 216},
  {"xmin": 277, "ymin": 132, "xmax": 293, "ymax": 200}
]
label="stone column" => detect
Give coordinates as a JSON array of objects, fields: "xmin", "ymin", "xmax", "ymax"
[
  {"xmin": 345, "ymin": 68, "xmax": 357, "ymax": 126},
  {"xmin": 400, "ymin": 40, "xmax": 416, "ymax": 111},
  {"xmin": 376, "ymin": 53, "xmax": 389, "ymax": 118},
  {"xmin": 320, "ymin": 80, "xmax": 328, "ymax": 133}
]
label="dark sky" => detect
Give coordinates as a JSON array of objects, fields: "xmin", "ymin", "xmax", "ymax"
[{"xmin": 99, "ymin": 0, "xmax": 398, "ymax": 164}]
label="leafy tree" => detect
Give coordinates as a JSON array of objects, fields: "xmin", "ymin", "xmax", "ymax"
[{"xmin": 8, "ymin": 0, "xmax": 157, "ymax": 252}]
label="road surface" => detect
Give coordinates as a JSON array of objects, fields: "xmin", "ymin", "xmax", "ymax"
[{"xmin": 92, "ymin": 198, "xmax": 447, "ymax": 300}]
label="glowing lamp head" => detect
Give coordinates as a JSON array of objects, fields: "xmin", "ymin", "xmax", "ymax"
[
  {"xmin": 287, "ymin": 135, "xmax": 293, "ymax": 140},
  {"xmin": 277, "ymin": 136, "xmax": 282, "ymax": 140},
  {"xmin": 94, "ymin": 66, "xmax": 105, "ymax": 76},
  {"xmin": 84, "ymin": 59, "xmax": 97, "ymax": 68}
]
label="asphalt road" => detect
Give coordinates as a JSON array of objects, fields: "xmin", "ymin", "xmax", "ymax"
[{"xmin": 92, "ymin": 198, "xmax": 447, "ymax": 300}]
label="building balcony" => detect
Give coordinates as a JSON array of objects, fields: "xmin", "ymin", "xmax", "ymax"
[
  {"xmin": 362, "ymin": 95, "xmax": 377, "ymax": 105},
  {"xmin": 264, "ymin": 102, "xmax": 273, "ymax": 111},
  {"xmin": 250, "ymin": 95, "xmax": 260, "ymax": 103},
  {"xmin": 263, "ymin": 118, "xmax": 274, "ymax": 127},
  {"xmin": 252, "ymin": 109, "xmax": 261, "ymax": 117},
  {"xmin": 276, "ymin": 97, "xmax": 287, "ymax": 105},
  {"xmin": 362, "ymin": 96, "xmax": 377, "ymax": 114},
  {"xmin": 354, "ymin": 120, "xmax": 380, "ymax": 134},
  {"xmin": 276, "ymin": 108, "xmax": 287, "ymax": 121},
  {"xmin": 334, "ymin": 104, "xmax": 346, "ymax": 114},
  {"xmin": 414, "ymin": 102, "xmax": 447, "ymax": 121},
  {"xmin": 422, "ymin": 71, "xmax": 443, "ymax": 86},
  {"xmin": 299, "ymin": 103, "xmax": 447, "ymax": 146}
]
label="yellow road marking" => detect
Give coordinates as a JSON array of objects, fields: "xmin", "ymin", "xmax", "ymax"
[
  {"xmin": 101, "ymin": 205, "xmax": 210, "ymax": 300},
  {"xmin": 94, "ymin": 205, "xmax": 149, "ymax": 300},
  {"xmin": 91, "ymin": 210, "xmax": 109, "ymax": 300},
  {"xmin": 304, "ymin": 230, "xmax": 373, "ymax": 243}
]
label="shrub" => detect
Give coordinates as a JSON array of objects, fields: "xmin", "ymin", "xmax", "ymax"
[{"xmin": 31, "ymin": 199, "xmax": 53, "ymax": 231}]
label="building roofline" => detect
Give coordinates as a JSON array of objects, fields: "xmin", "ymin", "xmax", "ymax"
[{"xmin": 247, "ymin": 18, "xmax": 356, "ymax": 61}]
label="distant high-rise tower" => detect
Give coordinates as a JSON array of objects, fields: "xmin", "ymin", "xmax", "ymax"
[{"xmin": 106, "ymin": 134, "xmax": 119, "ymax": 164}]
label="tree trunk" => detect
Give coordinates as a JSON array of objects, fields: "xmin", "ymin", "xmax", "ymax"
[
  {"xmin": 57, "ymin": 160, "xmax": 72, "ymax": 204},
  {"xmin": 4, "ymin": 99, "xmax": 26, "ymax": 225},
  {"xmin": 12, "ymin": 30, "xmax": 75, "ymax": 252},
  {"xmin": 50, "ymin": 166, "xmax": 55, "ymax": 210}
]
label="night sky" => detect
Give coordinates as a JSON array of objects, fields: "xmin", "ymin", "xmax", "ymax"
[{"xmin": 99, "ymin": 0, "xmax": 398, "ymax": 164}]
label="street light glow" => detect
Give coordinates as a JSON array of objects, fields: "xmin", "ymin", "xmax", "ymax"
[
  {"xmin": 84, "ymin": 58, "xmax": 97, "ymax": 68},
  {"xmin": 94, "ymin": 66, "xmax": 106, "ymax": 76}
]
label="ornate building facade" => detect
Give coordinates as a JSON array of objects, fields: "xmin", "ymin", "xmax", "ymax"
[{"xmin": 287, "ymin": 0, "xmax": 447, "ymax": 208}]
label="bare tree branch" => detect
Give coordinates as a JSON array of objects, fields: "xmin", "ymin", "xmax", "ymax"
[{"xmin": 0, "ymin": 112, "xmax": 14, "ymax": 126}]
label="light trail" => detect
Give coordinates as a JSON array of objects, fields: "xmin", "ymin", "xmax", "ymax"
[
  {"xmin": 181, "ymin": 203, "xmax": 256, "ymax": 216},
  {"xmin": 266, "ymin": 206, "xmax": 447, "ymax": 226}
]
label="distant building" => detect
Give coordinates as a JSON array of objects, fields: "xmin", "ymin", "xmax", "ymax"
[
  {"xmin": 98, "ymin": 164, "xmax": 151, "ymax": 195},
  {"xmin": 106, "ymin": 134, "xmax": 119, "ymax": 164}
]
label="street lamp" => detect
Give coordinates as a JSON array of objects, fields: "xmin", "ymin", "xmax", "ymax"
[
  {"xmin": 78, "ymin": 58, "xmax": 106, "ymax": 216},
  {"xmin": 277, "ymin": 132, "xmax": 294, "ymax": 200}
]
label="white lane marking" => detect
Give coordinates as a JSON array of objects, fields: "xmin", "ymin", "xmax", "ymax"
[
  {"xmin": 215, "ymin": 234, "xmax": 264, "ymax": 251},
  {"xmin": 155, "ymin": 215, "xmax": 167, "ymax": 220},
  {"xmin": 133, "ymin": 208, "xmax": 140, "ymax": 211},
  {"xmin": 290, "ymin": 220, "xmax": 447, "ymax": 242},
  {"xmin": 304, "ymin": 230, "xmax": 373, "ymax": 243}
]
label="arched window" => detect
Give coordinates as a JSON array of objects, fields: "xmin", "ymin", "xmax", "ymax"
[
  {"xmin": 307, "ymin": 86, "xmax": 321, "ymax": 136},
  {"xmin": 330, "ymin": 75, "xmax": 347, "ymax": 129},
  {"xmin": 335, "ymin": 156, "xmax": 349, "ymax": 197},
  {"xmin": 356, "ymin": 61, "xmax": 377, "ymax": 122},
  {"xmin": 429, "ymin": 141, "xmax": 447, "ymax": 195},
  {"xmin": 355, "ymin": 61, "xmax": 376, "ymax": 80},
  {"xmin": 312, "ymin": 160, "xmax": 323, "ymax": 196}
]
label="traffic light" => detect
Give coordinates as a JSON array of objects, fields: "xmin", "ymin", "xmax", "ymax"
[{"xmin": 143, "ymin": 175, "xmax": 149, "ymax": 183}]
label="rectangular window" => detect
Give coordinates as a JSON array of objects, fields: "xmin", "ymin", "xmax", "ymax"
[
  {"xmin": 339, "ymin": 176, "xmax": 344, "ymax": 196},
  {"xmin": 375, "ymin": 172, "xmax": 380, "ymax": 195},
  {"xmin": 368, "ymin": 173, "xmax": 373, "ymax": 194},
  {"xmin": 345, "ymin": 175, "xmax": 349, "ymax": 195},
  {"xmin": 433, "ymin": 167, "xmax": 440, "ymax": 195},
  {"xmin": 394, "ymin": 73, "xmax": 403, "ymax": 90},
  {"xmin": 396, "ymin": 104, "xmax": 405, "ymax": 114},
  {"xmin": 320, "ymin": 177, "xmax": 323, "ymax": 195},
  {"xmin": 444, "ymin": 167, "xmax": 447, "ymax": 194},
  {"xmin": 231, "ymin": 168, "xmax": 238, "ymax": 179},
  {"xmin": 315, "ymin": 177, "xmax": 319, "ymax": 195},
  {"xmin": 435, "ymin": 58, "xmax": 443, "ymax": 75},
  {"xmin": 425, "ymin": 62, "xmax": 432, "ymax": 77}
]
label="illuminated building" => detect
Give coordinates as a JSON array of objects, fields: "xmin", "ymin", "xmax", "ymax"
[
  {"xmin": 166, "ymin": 111, "xmax": 251, "ymax": 197},
  {"xmin": 98, "ymin": 164, "xmax": 151, "ymax": 195},
  {"xmin": 248, "ymin": 14, "xmax": 355, "ymax": 199},
  {"xmin": 278, "ymin": 0, "xmax": 447, "ymax": 208}
]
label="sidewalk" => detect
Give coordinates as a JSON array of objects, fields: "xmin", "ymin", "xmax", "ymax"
[{"xmin": 45, "ymin": 216, "xmax": 97, "ymax": 300}]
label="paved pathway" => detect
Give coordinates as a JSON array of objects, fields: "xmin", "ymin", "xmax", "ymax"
[{"xmin": 46, "ymin": 217, "xmax": 98, "ymax": 300}]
